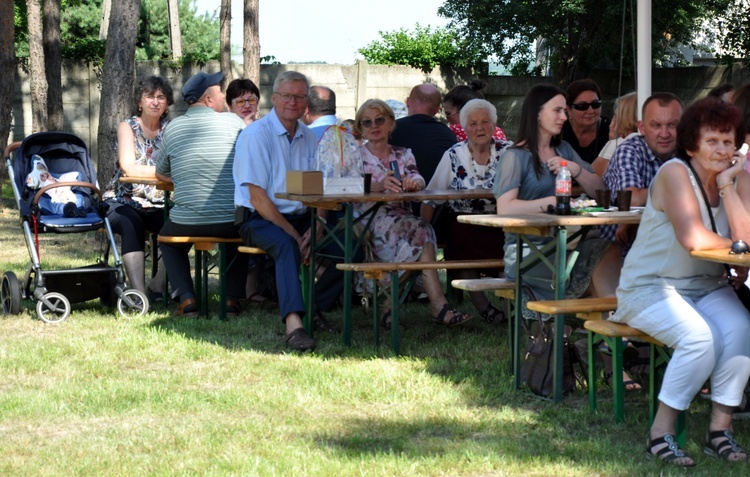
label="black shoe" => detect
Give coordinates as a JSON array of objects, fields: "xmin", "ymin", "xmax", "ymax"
[
  {"xmin": 63, "ymin": 202, "xmax": 77, "ymax": 217},
  {"xmin": 285, "ymin": 328, "xmax": 316, "ymax": 351}
]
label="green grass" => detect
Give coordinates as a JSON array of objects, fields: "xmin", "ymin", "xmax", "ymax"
[{"xmin": 1, "ymin": 197, "xmax": 749, "ymax": 476}]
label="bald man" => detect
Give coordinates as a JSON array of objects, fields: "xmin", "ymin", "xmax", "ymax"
[{"xmin": 389, "ymin": 83, "xmax": 457, "ymax": 188}]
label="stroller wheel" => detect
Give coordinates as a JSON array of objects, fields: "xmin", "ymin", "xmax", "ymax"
[
  {"xmin": 36, "ymin": 292, "xmax": 71, "ymax": 323},
  {"xmin": 2, "ymin": 271, "xmax": 22, "ymax": 315},
  {"xmin": 117, "ymin": 289, "xmax": 149, "ymax": 318}
]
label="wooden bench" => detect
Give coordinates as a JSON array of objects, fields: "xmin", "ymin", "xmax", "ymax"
[
  {"xmin": 237, "ymin": 246, "xmax": 267, "ymax": 255},
  {"xmin": 525, "ymin": 296, "xmax": 681, "ymax": 440},
  {"xmin": 157, "ymin": 236, "xmax": 243, "ymax": 320},
  {"xmin": 336, "ymin": 259, "xmax": 505, "ymax": 354}
]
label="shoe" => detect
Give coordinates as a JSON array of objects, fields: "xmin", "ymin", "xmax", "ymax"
[
  {"xmin": 175, "ymin": 298, "xmax": 198, "ymax": 317},
  {"xmin": 604, "ymin": 371, "xmax": 642, "ymax": 391},
  {"xmin": 646, "ymin": 433, "xmax": 695, "ymax": 467},
  {"xmin": 313, "ymin": 308, "xmax": 338, "ymax": 333},
  {"xmin": 703, "ymin": 429, "xmax": 748, "ymax": 461},
  {"xmin": 63, "ymin": 202, "xmax": 77, "ymax": 218},
  {"xmin": 147, "ymin": 287, "xmax": 164, "ymax": 304},
  {"xmin": 225, "ymin": 299, "xmax": 242, "ymax": 318},
  {"xmin": 433, "ymin": 303, "xmax": 472, "ymax": 327},
  {"xmin": 75, "ymin": 207, "xmax": 87, "ymax": 218},
  {"xmin": 480, "ymin": 303, "xmax": 505, "ymax": 324},
  {"xmin": 285, "ymin": 328, "xmax": 316, "ymax": 351},
  {"xmin": 380, "ymin": 309, "xmax": 406, "ymax": 331}
]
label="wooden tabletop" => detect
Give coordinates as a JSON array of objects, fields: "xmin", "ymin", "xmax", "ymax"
[
  {"xmin": 457, "ymin": 212, "xmax": 642, "ymax": 236},
  {"xmin": 119, "ymin": 176, "xmax": 174, "ymax": 191},
  {"xmin": 276, "ymin": 189, "xmax": 493, "ymax": 210},
  {"xmin": 690, "ymin": 248, "xmax": 750, "ymax": 267}
]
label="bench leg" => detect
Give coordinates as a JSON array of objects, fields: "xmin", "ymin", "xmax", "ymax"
[
  {"xmin": 611, "ymin": 337, "xmax": 625, "ymax": 423},
  {"xmin": 648, "ymin": 344, "xmax": 684, "ymax": 446},
  {"xmin": 588, "ymin": 330, "xmax": 597, "ymax": 412},
  {"xmin": 218, "ymin": 244, "xmax": 227, "ymax": 321},
  {"xmin": 390, "ymin": 271, "xmax": 400, "ymax": 355},
  {"xmin": 504, "ymin": 297, "xmax": 513, "ymax": 371},
  {"xmin": 193, "ymin": 249, "xmax": 203, "ymax": 317},
  {"xmin": 373, "ymin": 280, "xmax": 380, "ymax": 349}
]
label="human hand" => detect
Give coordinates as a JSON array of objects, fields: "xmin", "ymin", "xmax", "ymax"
[
  {"xmin": 545, "ymin": 156, "xmax": 567, "ymax": 175},
  {"xmin": 298, "ymin": 230, "xmax": 311, "ymax": 264},
  {"xmin": 718, "ymin": 150, "xmax": 746, "ymax": 187},
  {"xmin": 727, "ymin": 266, "xmax": 748, "ymax": 289},
  {"xmin": 401, "ymin": 176, "xmax": 422, "ymax": 192},
  {"xmin": 381, "ymin": 170, "xmax": 402, "ymax": 192}
]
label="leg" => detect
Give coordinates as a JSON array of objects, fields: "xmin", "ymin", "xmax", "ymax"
[
  {"xmin": 106, "ymin": 201, "xmax": 150, "ymax": 293},
  {"xmin": 419, "ymin": 243, "xmax": 471, "ymax": 325}
]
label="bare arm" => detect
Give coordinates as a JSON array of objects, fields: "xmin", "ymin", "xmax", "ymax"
[
  {"xmin": 154, "ymin": 171, "xmax": 172, "ymax": 183},
  {"xmin": 546, "ymin": 156, "xmax": 604, "ymax": 197},
  {"xmin": 117, "ymin": 121, "xmax": 157, "ymax": 178},
  {"xmin": 496, "ymin": 187, "xmax": 555, "ymax": 215},
  {"xmin": 652, "ymin": 163, "xmax": 731, "ymax": 251}
]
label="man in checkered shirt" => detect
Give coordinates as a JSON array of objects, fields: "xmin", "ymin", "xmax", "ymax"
[{"xmin": 601, "ymin": 92, "xmax": 684, "ymax": 248}]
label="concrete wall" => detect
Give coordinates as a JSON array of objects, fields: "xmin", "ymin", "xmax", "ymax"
[{"xmin": 11, "ymin": 60, "xmax": 750, "ymax": 161}]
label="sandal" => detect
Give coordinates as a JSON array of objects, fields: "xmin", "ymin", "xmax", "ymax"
[
  {"xmin": 704, "ymin": 429, "xmax": 748, "ymax": 461},
  {"xmin": 433, "ymin": 303, "xmax": 472, "ymax": 327},
  {"xmin": 380, "ymin": 310, "xmax": 406, "ymax": 331},
  {"xmin": 480, "ymin": 303, "xmax": 505, "ymax": 324},
  {"xmin": 646, "ymin": 433, "xmax": 696, "ymax": 467},
  {"xmin": 604, "ymin": 371, "xmax": 642, "ymax": 391},
  {"xmin": 313, "ymin": 307, "xmax": 339, "ymax": 333}
]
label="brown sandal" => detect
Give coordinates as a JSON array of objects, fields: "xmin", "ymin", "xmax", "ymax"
[{"xmin": 433, "ymin": 303, "xmax": 472, "ymax": 327}]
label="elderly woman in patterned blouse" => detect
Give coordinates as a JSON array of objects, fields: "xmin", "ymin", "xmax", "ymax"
[{"xmin": 421, "ymin": 99, "xmax": 512, "ymax": 323}]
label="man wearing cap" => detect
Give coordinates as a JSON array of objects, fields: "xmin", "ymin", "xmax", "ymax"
[
  {"xmin": 233, "ymin": 71, "xmax": 352, "ymax": 351},
  {"xmin": 155, "ymin": 71, "xmax": 248, "ymax": 317}
]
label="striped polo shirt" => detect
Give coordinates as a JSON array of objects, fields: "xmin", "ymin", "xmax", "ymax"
[{"xmin": 156, "ymin": 106, "xmax": 244, "ymax": 225}]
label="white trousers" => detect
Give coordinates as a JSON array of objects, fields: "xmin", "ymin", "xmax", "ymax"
[{"xmin": 624, "ymin": 286, "xmax": 750, "ymax": 410}]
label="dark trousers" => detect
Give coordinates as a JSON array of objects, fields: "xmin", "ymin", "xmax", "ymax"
[
  {"xmin": 106, "ymin": 200, "xmax": 165, "ymax": 254},
  {"xmin": 239, "ymin": 211, "xmax": 358, "ymax": 322},
  {"xmin": 160, "ymin": 220, "xmax": 248, "ymax": 300}
]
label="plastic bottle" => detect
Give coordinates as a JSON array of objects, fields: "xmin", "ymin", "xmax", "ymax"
[{"xmin": 555, "ymin": 160, "xmax": 572, "ymax": 216}]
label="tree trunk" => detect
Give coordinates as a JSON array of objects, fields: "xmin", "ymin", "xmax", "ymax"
[
  {"xmin": 27, "ymin": 0, "xmax": 48, "ymax": 133},
  {"xmin": 167, "ymin": 0, "xmax": 183, "ymax": 59},
  {"xmin": 44, "ymin": 0, "xmax": 63, "ymax": 131},
  {"xmin": 243, "ymin": 0, "xmax": 260, "ymax": 86},
  {"xmin": 220, "ymin": 0, "xmax": 233, "ymax": 90},
  {"xmin": 0, "ymin": 0, "xmax": 15, "ymax": 197},
  {"xmin": 97, "ymin": 0, "xmax": 141, "ymax": 185},
  {"xmin": 99, "ymin": 0, "xmax": 112, "ymax": 40}
]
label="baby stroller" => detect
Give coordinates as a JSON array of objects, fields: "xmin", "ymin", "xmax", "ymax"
[{"xmin": 1, "ymin": 132, "xmax": 148, "ymax": 322}]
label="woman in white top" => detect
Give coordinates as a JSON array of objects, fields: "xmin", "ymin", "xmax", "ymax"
[{"xmin": 611, "ymin": 97, "xmax": 750, "ymax": 466}]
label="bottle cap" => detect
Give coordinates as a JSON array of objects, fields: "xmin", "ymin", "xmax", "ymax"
[{"xmin": 560, "ymin": 160, "xmax": 568, "ymax": 166}]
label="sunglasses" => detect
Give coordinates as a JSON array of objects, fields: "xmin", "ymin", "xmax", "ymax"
[
  {"xmin": 570, "ymin": 100, "xmax": 602, "ymax": 111},
  {"xmin": 360, "ymin": 116, "xmax": 387, "ymax": 129},
  {"xmin": 233, "ymin": 97, "xmax": 258, "ymax": 108}
]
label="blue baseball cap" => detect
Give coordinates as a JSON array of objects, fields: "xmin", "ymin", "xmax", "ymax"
[{"xmin": 181, "ymin": 71, "xmax": 223, "ymax": 104}]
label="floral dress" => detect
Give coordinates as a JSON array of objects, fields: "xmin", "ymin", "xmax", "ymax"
[
  {"xmin": 357, "ymin": 145, "xmax": 436, "ymax": 286},
  {"xmin": 450, "ymin": 123, "xmax": 507, "ymax": 142},
  {"xmin": 104, "ymin": 116, "xmax": 169, "ymax": 209}
]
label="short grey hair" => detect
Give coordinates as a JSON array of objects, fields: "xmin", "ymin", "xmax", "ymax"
[
  {"xmin": 459, "ymin": 99, "xmax": 497, "ymax": 129},
  {"xmin": 273, "ymin": 71, "xmax": 310, "ymax": 93}
]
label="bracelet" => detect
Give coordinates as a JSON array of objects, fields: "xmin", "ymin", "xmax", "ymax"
[
  {"xmin": 719, "ymin": 182, "xmax": 733, "ymax": 198},
  {"xmin": 571, "ymin": 164, "xmax": 583, "ymax": 179}
]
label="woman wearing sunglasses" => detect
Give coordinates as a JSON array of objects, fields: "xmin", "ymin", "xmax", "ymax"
[
  {"xmin": 354, "ymin": 99, "xmax": 472, "ymax": 329},
  {"xmin": 562, "ymin": 79, "xmax": 611, "ymax": 164}
]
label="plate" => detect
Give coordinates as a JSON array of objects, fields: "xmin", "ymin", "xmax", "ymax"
[{"xmin": 585, "ymin": 209, "xmax": 643, "ymax": 217}]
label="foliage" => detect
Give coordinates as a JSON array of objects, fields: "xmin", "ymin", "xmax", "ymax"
[
  {"xmin": 13, "ymin": 0, "xmax": 219, "ymax": 65},
  {"xmin": 438, "ymin": 0, "xmax": 733, "ymax": 82},
  {"xmin": 708, "ymin": 0, "xmax": 750, "ymax": 65},
  {"xmin": 358, "ymin": 24, "xmax": 485, "ymax": 72}
]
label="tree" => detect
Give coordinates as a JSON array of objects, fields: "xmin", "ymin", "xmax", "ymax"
[
  {"xmin": 26, "ymin": 0, "xmax": 48, "ymax": 132},
  {"xmin": 220, "ymin": 0, "xmax": 232, "ymax": 90},
  {"xmin": 709, "ymin": 0, "xmax": 750, "ymax": 65},
  {"xmin": 358, "ymin": 24, "xmax": 486, "ymax": 73},
  {"xmin": 97, "ymin": 0, "xmax": 140, "ymax": 184},
  {"xmin": 243, "ymin": 0, "xmax": 260, "ymax": 86},
  {"xmin": 1, "ymin": 0, "xmax": 15, "ymax": 154},
  {"xmin": 43, "ymin": 0, "xmax": 63, "ymax": 131},
  {"xmin": 167, "ymin": 0, "xmax": 182, "ymax": 58},
  {"xmin": 438, "ymin": 0, "xmax": 732, "ymax": 82}
]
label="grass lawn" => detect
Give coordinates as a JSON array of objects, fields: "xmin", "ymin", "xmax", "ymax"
[{"xmin": 1, "ymin": 187, "xmax": 749, "ymax": 476}]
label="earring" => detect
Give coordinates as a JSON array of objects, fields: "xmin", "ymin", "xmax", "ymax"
[{"xmin": 139, "ymin": 106, "xmax": 142, "ymax": 112}]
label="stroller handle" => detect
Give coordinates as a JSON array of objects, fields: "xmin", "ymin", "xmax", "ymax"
[
  {"xmin": 3, "ymin": 141, "xmax": 21, "ymax": 160},
  {"xmin": 33, "ymin": 181, "xmax": 103, "ymax": 205}
]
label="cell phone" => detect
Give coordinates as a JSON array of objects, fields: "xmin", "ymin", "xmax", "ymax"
[
  {"xmin": 740, "ymin": 143, "xmax": 749, "ymax": 156},
  {"xmin": 389, "ymin": 160, "xmax": 402, "ymax": 181}
]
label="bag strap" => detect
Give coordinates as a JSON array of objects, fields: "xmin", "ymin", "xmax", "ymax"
[{"xmin": 682, "ymin": 158, "xmax": 731, "ymax": 275}]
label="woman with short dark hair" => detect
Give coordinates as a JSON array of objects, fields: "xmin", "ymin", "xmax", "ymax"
[
  {"xmin": 611, "ymin": 97, "xmax": 750, "ymax": 466},
  {"xmin": 226, "ymin": 79, "xmax": 260, "ymax": 125},
  {"xmin": 562, "ymin": 79, "xmax": 611, "ymax": 164},
  {"xmin": 104, "ymin": 75, "xmax": 174, "ymax": 300}
]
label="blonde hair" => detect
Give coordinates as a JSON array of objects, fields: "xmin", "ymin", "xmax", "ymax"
[
  {"xmin": 613, "ymin": 92, "xmax": 638, "ymax": 138},
  {"xmin": 354, "ymin": 99, "xmax": 396, "ymax": 136}
]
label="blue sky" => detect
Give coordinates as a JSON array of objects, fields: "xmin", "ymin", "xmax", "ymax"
[{"xmin": 194, "ymin": 0, "xmax": 449, "ymax": 65}]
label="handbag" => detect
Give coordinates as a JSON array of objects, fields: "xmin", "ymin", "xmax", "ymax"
[
  {"xmin": 519, "ymin": 287, "xmax": 586, "ymax": 397},
  {"xmin": 683, "ymin": 159, "xmax": 750, "ymax": 312}
]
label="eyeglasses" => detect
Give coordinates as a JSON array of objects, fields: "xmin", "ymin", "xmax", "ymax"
[
  {"xmin": 233, "ymin": 97, "xmax": 258, "ymax": 108},
  {"xmin": 144, "ymin": 94, "xmax": 168, "ymax": 102},
  {"xmin": 360, "ymin": 116, "xmax": 387, "ymax": 129},
  {"xmin": 274, "ymin": 92, "xmax": 308, "ymax": 103},
  {"xmin": 570, "ymin": 100, "xmax": 602, "ymax": 111},
  {"xmin": 444, "ymin": 110, "xmax": 458, "ymax": 118}
]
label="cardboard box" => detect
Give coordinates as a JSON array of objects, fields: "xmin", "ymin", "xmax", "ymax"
[{"xmin": 286, "ymin": 171, "xmax": 323, "ymax": 195}]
